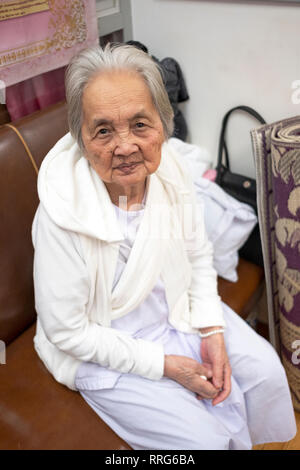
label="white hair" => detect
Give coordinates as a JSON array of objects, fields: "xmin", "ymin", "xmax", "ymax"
[{"xmin": 65, "ymin": 43, "xmax": 174, "ymax": 150}]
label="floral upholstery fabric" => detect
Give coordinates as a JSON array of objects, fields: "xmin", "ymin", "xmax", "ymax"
[{"xmin": 251, "ymin": 116, "xmax": 300, "ymax": 411}]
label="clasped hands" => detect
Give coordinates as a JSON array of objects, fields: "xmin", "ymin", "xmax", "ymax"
[{"xmin": 163, "ymin": 328, "xmax": 231, "ymax": 406}]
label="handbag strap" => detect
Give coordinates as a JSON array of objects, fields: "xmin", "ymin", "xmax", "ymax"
[{"xmin": 216, "ymin": 105, "xmax": 266, "ymax": 175}]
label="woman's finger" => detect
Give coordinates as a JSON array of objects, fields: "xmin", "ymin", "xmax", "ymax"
[
  {"xmin": 195, "ymin": 377, "xmax": 219, "ymax": 399},
  {"xmin": 197, "ymin": 362, "xmax": 213, "ymax": 379},
  {"xmin": 212, "ymin": 362, "xmax": 232, "ymax": 406},
  {"xmin": 212, "ymin": 358, "xmax": 225, "ymax": 390}
]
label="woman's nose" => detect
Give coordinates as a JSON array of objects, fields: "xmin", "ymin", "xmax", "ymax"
[{"xmin": 113, "ymin": 134, "xmax": 139, "ymax": 157}]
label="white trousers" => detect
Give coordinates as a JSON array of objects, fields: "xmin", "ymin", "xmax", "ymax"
[{"xmin": 76, "ymin": 304, "xmax": 297, "ymax": 450}]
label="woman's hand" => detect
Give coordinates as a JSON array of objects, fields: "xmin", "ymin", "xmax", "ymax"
[
  {"xmin": 163, "ymin": 355, "xmax": 220, "ymax": 400},
  {"xmin": 200, "ymin": 329, "xmax": 232, "ymax": 406}
]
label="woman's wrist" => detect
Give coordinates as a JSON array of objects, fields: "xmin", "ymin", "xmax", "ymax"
[
  {"xmin": 198, "ymin": 326, "xmax": 225, "ymax": 338},
  {"xmin": 163, "ymin": 354, "xmax": 173, "ymax": 378}
]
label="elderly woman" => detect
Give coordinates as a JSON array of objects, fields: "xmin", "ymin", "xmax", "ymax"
[{"xmin": 32, "ymin": 44, "xmax": 296, "ymax": 450}]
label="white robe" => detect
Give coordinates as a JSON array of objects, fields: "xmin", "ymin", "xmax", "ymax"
[
  {"xmin": 75, "ymin": 203, "xmax": 297, "ymax": 450},
  {"xmin": 33, "ymin": 137, "xmax": 227, "ymax": 391}
]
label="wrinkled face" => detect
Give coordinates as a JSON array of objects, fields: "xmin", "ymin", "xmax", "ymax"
[{"xmin": 81, "ymin": 69, "xmax": 165, "ymax": 192}]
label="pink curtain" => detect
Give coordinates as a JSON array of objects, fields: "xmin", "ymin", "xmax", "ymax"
[
  {"xmin": 0, "ymin": 0, "xmax": 98, "ymax": 121},
  {"xmin": 6, "ymin": 66, "xmax": 66, "ymax": 121}
]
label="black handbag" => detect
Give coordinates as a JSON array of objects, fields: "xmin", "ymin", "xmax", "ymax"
[{"xmin": 215, "ymin": 105, "xmax": 266, "ymax": 267}]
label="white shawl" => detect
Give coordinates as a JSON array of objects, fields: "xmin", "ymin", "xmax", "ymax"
[{"xmin": 33, "ymin": 134, "xmax": 225, "ymax": 390}]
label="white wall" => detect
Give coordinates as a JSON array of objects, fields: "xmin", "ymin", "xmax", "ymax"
[{"xmin": 130, "ymin": 0, "xmax": 300, "ymax": 178}]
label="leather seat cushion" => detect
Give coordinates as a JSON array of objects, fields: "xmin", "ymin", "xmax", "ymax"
[
  {"xmin": 0, "ymin": 323, "xmax": 131, "ymax": 450},
  {"xmin": 0, "ymin": 101, "xmax": 69, "ymax": 345}
]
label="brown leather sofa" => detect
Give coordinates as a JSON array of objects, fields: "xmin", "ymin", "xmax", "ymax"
[{"xmin": 0, "ymin": 101, "xmax": 264, "ymax": 450}]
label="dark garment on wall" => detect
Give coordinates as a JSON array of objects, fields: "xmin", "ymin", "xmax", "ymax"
[
  {"xmin": 126, "ymin": 41, "xmax": 189, "ymax": 141},
  {"xmin": 154, "ymin": 56, "xmax": 189, "ymax": 141}
]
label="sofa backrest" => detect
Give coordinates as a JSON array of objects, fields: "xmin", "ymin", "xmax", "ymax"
[{"xmin": 0, "ymin": 101, "xmax": 68, "ymax": 345}]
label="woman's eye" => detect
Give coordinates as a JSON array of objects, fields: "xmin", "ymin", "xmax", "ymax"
[
  {"xmin": 97, "ymin": 128, "xmax": 111, "ymax": 137},
  {"xmin": 135, "ymin": 122, "xmax": 146, "ymax": 129},
  {"xmin": 99, "ymin": 128, "xmax": 108, "ymax": 135}
]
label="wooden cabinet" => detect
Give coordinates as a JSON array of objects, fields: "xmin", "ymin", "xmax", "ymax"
[
  {"xmin": 0, "ymin": 104, "xmax": 10, "ymax": 125},
  {"xmin": 96, "ymin": 0, "xmax": 133, "ymax": 45}
]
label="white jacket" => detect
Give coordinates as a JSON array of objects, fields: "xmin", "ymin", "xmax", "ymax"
[{"xmin": 32, "ymin": 134, "xmax": 225, "ymax": 391}]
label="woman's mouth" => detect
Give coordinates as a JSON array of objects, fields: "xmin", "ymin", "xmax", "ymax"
[{"xmin": 115, "ymin": 162, "xmax": 141, "ymax": 173}]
